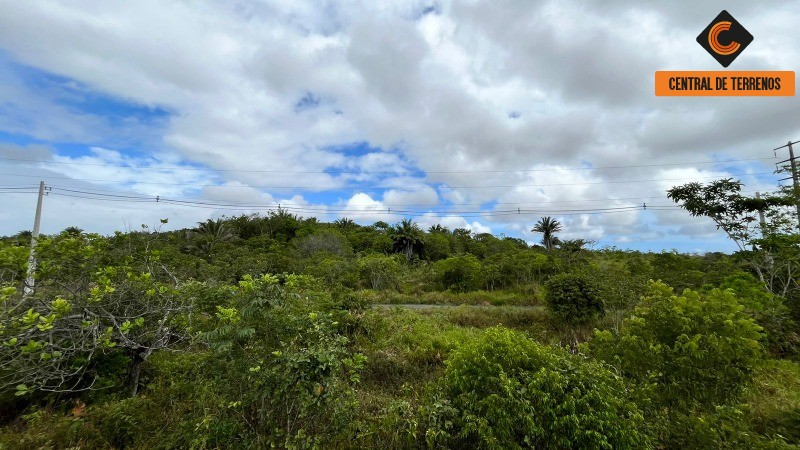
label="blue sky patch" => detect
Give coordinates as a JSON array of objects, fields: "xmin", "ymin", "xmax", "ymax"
[{"xmin": 0, "ymin": 52, "xmax": 170, "ymax": 154}]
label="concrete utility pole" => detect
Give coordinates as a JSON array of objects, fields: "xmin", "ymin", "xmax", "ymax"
[
  {"xmin": 23, "ymin": 181, "xmax": 45, "ymax": 297},
  {"xmin": 756, "ymin": 192, "xmax": 767, "ymax": 235},
  {"xmin": 775, "ymin": 140, "xmax": 800, "ymax": 229}
]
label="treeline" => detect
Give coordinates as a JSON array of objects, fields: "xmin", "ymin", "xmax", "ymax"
[{"xmin": 4, "ymin": 210, "xmax": 744, "ymax": 295}]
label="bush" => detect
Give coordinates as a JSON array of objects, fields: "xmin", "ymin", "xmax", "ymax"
[
  {"xmin": 589, "ymin": 281, "xmax": 764, "ymax": 411},
  {"xmin": 251, "ymin": 312, "xmax": 366, "ymax": 448},
  {"xmin": 357, "ymin": 254, "xmax": 401, "ymax": 290},
  {"xmin": 202, "ymin": 276, "xmax": 367, "ymax": 448},
  {"xmin": 293, "ymin": 230, "xmax": 352, "ymax": 258},
  {"xmin": 423, "ymin": 327, "xmax": 648, "ymax": 449},
  {"xmin": 545, "ymin": 273, "xmax": 604, "ymax": 324},
  {"xmin": 718, "ymin": 273, "xmax": 799, "ymax": 357},
  {"xmin": 434, "ymin": 255, "xmax": 484, "ymax": 292},
  {"xmin": 303, "ymin": 253, "xmax": 358, "ymax": 288}
]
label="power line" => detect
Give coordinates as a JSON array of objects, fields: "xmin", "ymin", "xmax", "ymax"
[
  {"xmin": 43, "ymin": 186, "xmax": 678, "ymax": 218},
  {"xmin": 2, "ymin": 184, "xmax": 766, "ymax": 207},
  {"xmin": 49, "ymin": 186, "xmax": 679, "ymax": 210},
  {"xmin": 0, "ymin": 171, "xmax": 778, "ymax": 190},
  {"xmin": 0, "ymin": 156, "xmax": 777, "ymax": 174}
]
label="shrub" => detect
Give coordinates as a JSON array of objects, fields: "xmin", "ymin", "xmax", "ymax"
[
  {"xmin": 718, "ymin": 273, "xmax": 799, "ymax": 357},
  {"xmin": 434, "ymin": 255, "xmax": 484, "ymax": 292},
  {"xmin": 203, "ymin": 276, "xmax": 367, "ymax": 448},
  {"xmin": 545, "ymin": 273, "xmax": 604, "ymax": 324},
  {"xmin": 251, "ymin": 312, "xmax": 366, "ymax": 448},
  {"xmin": 423, "ymin": 327, "xmax": 648, "ymax": 449},
  {"xmin": 303, "ymin": 253, "xmax": 358, "ymax": 288},
  {"xmin": 589, "ymin": 281, "xmax": 764, "ymax": 411},
  {"xmin": 293, "ymin": 230, "xmax": 351, "ymax": 258},
  {"xmin": 357, "ymin": 254, "xmax": 401, "ymax": 290}
]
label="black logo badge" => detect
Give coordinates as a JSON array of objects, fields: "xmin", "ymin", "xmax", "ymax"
[{"xmin": 696, "ymin": 10, "xmax": 753, "ymax": 68}]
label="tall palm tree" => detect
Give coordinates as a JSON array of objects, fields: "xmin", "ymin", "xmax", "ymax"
[
  {"xmin": 390, "ymin": 219, "xmax": 424, "ymax": 262},
  {"xmin": 532, "ymin": 216, "xmax": 562, "ymax": 250}
]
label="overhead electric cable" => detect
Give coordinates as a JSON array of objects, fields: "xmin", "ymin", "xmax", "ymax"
[
  {"xmin": 0, "ymin": 171, "xmax": 778, "ymax": 190},
  {"xmin": 0, "ymin": 156, "xmax": 776, "ymax": 174}
]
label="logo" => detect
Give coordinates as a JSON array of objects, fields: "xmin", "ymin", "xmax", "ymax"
[
  {"xmin": 655, "ymin": 10, "xmax": 792, "ymax": 96},
  {"xmin": 696, "ymin": 10, "xmax": 753, "ymax": 67}
]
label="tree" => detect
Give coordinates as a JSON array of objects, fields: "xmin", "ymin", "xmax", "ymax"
[
  {"xmin": 434, "ymin": 255, "xmax": 483, "ymax": 292},
  {"xmin": 532, "ymin": 216, "xmax": 562, "ymax": 250},
  {"xmin": 265, "ymin": 208, "xmax": 301, "ymax": 242},
  {"xmin": 667, "ymin": 179, "xmax": 790, "ymax": 251},
  {"xmin": 423, "ymin": 232, "xmax": 452, "ymax": 261},
  {"xmin": 62, "ymin": 226, "xmax": 84, "ymax": 237},
  {"xmin": 558, "ymin": 238, "xmax": 594, "ymax": 269},
  {"xmin": 293, "ymin": 230, "xmax": 351, "ymax": 258},
  {"xmin": 14, "ymin": 230, "xmax": 32, "ymax": 240},
  {"xmin": 0, "ymin": 233, "xmax": 189, "ymax": 397},
  {"xmin": 558, "ymin": 238, "xmax": 592, "ymax": 252},
  {"xmin": 668, "ymin": 179, "xmax": 800, "ymax": 299},
  {"xmin": 333, "ymin": 217, "xmax": 357, "ymax": 230},
  {"xmin": 428, "ymin": 224, "xmax": 449, "ymax": 234},
  {"xmin": 390, "ymin": 219, "xmax": 424, "ymax": 262},
  {"xmin": 185, "ymin": 219, "xmax": 237, "ymax": 259},
  {"xmin": 371, "ymin": 221, "xmax": 389, "ymax": 230}
]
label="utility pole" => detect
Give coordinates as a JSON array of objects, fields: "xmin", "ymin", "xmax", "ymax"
[
  {"xmin": 756, "ymin": 191, "xmax": 767, "ymax": 234},
  {"xmin": 23, "ymin": 181, "xmax": 45, "ymax": 297},
  {"xmin": 775, "ymin": 140, "xmax": 800, "ymax": 229}
]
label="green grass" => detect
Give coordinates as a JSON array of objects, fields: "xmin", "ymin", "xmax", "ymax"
[
  {"xmin": 747, "ymin": 359, "xmax": 800, "ymax": 444},
  {"xmin": 353, "ymin": 305, "xmax": 566, "ymax": 395},
  {"xmin": 359, "ymin": 289, "xmax": 541, "ymax": 306}
]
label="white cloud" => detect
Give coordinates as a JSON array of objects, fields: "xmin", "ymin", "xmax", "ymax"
[{"xmin": 0, "ymin": 0, "xmax": 795, "ymax": 250}]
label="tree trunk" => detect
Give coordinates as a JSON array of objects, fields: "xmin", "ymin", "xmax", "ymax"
[{"xmin": 128, "ymin": 350, "xmax": 145, "ymax": 397}]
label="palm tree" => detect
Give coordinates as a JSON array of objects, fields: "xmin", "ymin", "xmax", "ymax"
[
  {"xmin": 62, "ymin": 226, "xmax": 84, "ymax": 236},
  {"xmin": 333, "ymin": 217, "xmax": 357, "ymax": 230},
  {"xmin": 185, "ymin": 219, "xmax": 237, "ymax": 258},
  {"xmin": 390, "ymin": 219, "xmax": 424, "ymax": 262},
  {"xmin": 428, "ymin": 224, "xmax": 450, "ymax": 234},
  {"xmin": 558, "ymin": 238, "xmax": 592, "ymax": 253},
  {"xmin": 532, "ymin": 217, "xmax": 562, "ymax": 250}
]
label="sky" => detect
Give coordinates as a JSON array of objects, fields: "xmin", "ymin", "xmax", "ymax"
[{"xmin": 0, "ymin": 0, "xmax": 798, "ymax": 252}]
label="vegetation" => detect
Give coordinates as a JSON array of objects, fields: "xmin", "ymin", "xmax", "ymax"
[
  {"xmin": 545, "ymin": 272, "xmax": 604, "ymax": 325},
  {"xmin": 531, "ymin": 216, "xmax": 562, "ymax": 250},
  {"xmin": 1, "ymin": 183, "xmax": 800, "ymax": 448},
  {"xmin": 425, "ymin": 327, "xmax": 648, "ymax": 449}
]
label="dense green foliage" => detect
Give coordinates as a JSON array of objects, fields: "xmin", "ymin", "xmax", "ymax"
[
  {"xmin": 590, "ymin": 281, "xmax": 764, "ymax": 409},
  {"xmin": 424, "ymin": 327, "xmax": 648, "ymax": 449},
  {"xmin": 545, "ymin": 272, "xmax": 604, "ymax": 325},
  {"xmin": 1, "ymin": 203, "xmax": 799, "ymax": 449}
]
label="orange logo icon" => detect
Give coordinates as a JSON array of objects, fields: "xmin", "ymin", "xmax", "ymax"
[
  {"xmin": 708, "ymin": 21, "xmax": 740, "ymax": 56},
  {"xmin": 696, "ymin": 11, "xmax": 753, "ymax": 67}
]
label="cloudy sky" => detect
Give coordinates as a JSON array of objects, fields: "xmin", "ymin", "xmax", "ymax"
[{"xmin": 0, "ymin": 0, "xmax": 798, "ymax": 251}]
